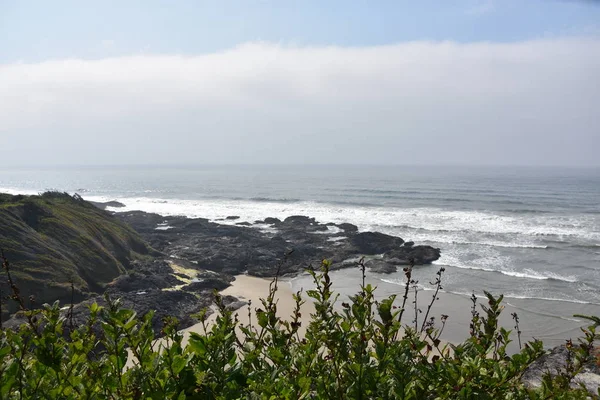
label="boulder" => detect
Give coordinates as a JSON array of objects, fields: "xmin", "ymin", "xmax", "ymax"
[
  {"xmin": 181, "ymin": 277, "xmax": 231, "ymax": 292},
  {"xmin": 522, "ymin": 344, "xmax": 600, "ymax": 395},
  {"xmin": 365, "ymin": 259, "xmax": 397, "ymax": 274},
  {"xmin": 350, "ymin": 232, "xmax": 404, "ymax": 255},
  {"xmin": 337, "ymin": 223, "xmax": 359, "ymax": 233}
]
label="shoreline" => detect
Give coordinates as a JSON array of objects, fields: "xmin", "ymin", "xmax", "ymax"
[{"xmin": 126, "ymin": 272, "xmax": 459, "ymax": 369}]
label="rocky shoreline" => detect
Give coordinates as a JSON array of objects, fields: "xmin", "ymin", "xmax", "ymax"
[
  {"xmin": 115, "ymin": 210, "xmax": 441, "ymax": 276},
  {"xmin": 4, "ymin": 199, "xmax": 441, "ymax": 336},
  {"xmin": 78, "ymin": 204, "xmax": 440, "ymax": 333}
]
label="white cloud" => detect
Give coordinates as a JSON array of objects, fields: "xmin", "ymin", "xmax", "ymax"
[{"xmin": 0, "ymin": 38, "xmax": 599, "ymax": 166}]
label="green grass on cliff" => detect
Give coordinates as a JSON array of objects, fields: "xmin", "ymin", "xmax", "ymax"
[{"xmin": 0, "ymin": 192, "xmax": 153, "ymax": 316}]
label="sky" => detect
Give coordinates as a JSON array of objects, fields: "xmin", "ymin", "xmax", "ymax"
[{"xmin": 0, "ymin": 0, "xmax": 599, "ymax": 166}]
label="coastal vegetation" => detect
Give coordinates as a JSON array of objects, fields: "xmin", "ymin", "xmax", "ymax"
[{"xmin": 0, "ymin": 254, "xmax": 598, "ymax": 399}]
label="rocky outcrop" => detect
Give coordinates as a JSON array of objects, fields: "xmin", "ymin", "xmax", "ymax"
[
  {"xmin": 0, "ymin": 192, "xmax": 442, "ymax": 338},
  {"xmin": 115, "ymin": 211, "xmax": 441, "ymax": 278},
  {"xmin": 88, "ymin": 200, "xmax": 126, "ymax": 210},
  {"xmin": 351, "ymin": 232, "xmax": 404, "ymax": 254},
  {"xmin": 105, "ymin": 260, "xmax": 181, "ymax": 293},
  {"xmin": 522, "ymin": 344, "xmax": 600, "ymax": 395},
  {"xmin": 365, "ymin": 259, "xmax": 398, "ymax": 274}
]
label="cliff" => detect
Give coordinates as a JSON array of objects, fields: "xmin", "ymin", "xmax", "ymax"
[{"xmin": 0, "ymin": 192, "xmax": 154, "ymax": 318}]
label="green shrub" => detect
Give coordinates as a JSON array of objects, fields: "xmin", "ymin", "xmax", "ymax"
[{"xmin": 0, "ymin": 257, "xmax": 597, "ymax": 399}]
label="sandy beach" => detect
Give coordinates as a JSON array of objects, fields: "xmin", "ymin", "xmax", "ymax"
[
  {"xmin": 184, "ymin": 274, "xmax": 316, "ymax": 343},
  {"xmin": 126, "ymin": 274, "xmax": 315, "ymax": 368}
]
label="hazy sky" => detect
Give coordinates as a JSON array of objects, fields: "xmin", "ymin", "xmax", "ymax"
[{"xmin": 1, "ymin": 0, "xmax": 599, "ymax": 166}]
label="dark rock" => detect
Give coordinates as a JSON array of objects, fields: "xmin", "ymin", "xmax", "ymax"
[
  {"xmin": 384, "ymin": 257, "xmax": 410, "ymax": 265},
  {"xmin": 262, "ymin": 217, "xmax": 281, "ymax": 225},
  {"xmin": 105, "ymin": 260, "xmax": 182, "ymax": 293},
  {"xmin": 83, "ymin": 289, "xmax": 212, "ymax": 335},
  {"xmin": 88, "ymin": 200, "xmax": 126, "ymax": 210},
  {"xmin": 404, "ymin": 241, "xmax": 414, "ymax": 247},
  {"xmin": 181, "ymin": 277, "xmax": 231, "ymax": 292},
  {"xmin": 114, "ymin": 210, "xmax": 440, "ymax": 279},
  {"xmin": 337, "ymin": 223, "xmax": 359, "ymax": 233},
  {"xmin": 350, "ymin": 232, "xmax": 404, "ymax": 255},
  {"xmin": 236, "ymin": 222, "xmax": 252, "ymax": 226},
  {"xmin": 226, "ymin": 216, "xmax": 240, "ymax": 220},
  {"xmin": 283, "ymin": 215, "xmax": 316, "ymax": 225},
  {"xmin": 385, "ymin": 245, "xmax": 441, "ymax": 265},
  {"xmin": 221, "ymin": 295, "xmax": 247, "ymax": 312},
  {"xmin": 224, "ymin": 300, "xmax": 247, "ymax": 312},
  {"xmin": 365, "ymin": 259, "xmax": 397, "ymax": 274}
]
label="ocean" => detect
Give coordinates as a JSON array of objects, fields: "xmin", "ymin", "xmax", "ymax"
[{"xmin": 1, "ymin": 165, "xmax": 599, "ymax": 346}]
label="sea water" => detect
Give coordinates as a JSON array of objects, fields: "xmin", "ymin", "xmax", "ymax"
[{"xmin": 1, "ymin": 164, "xmax": 599, "ymax": 345}]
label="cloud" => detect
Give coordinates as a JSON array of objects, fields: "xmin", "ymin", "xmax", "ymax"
[{"xmin": 0, "ymin": 38, "xmax": 599, "ymax": 166}]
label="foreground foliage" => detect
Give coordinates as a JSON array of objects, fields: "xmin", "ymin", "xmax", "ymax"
[{"xmin": 0, "ymin": 257, "xmax": 597, "ymax": 399}]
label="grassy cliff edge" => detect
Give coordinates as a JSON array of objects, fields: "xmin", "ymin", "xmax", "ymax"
[{"xmin": 0, "ymin": 192, "xmax": 154, "ymax": 317}]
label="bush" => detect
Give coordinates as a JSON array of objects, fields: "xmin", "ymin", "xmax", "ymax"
[{"xmin": 0, "ymin": 257, "xmax": 597, "ymax": 399}]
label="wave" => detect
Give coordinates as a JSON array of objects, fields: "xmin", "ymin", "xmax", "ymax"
[
  {"xmin": 4, "ymin": 187, "xmax": 598, "ymax": 244},
  {"xmin": 504, "ymin": 294, "xmax": 599, "ymax": 306},
  {"xmin": 502, "ymin": 209, "xmax": 551, "ymax": 214},
  {"xmin": 99, "ymin": 197, "xmax": 599, "ymax": 245},
  {"xmin": 437, "ymin": 262, "xmax": 578, "ymax": 283},
  {"xmin": 249, "ymin": 197, "xmax": 302, "ymax": 203},
  {"xmin": 0, "ymin": 187, "xmax": 41, "ymax": 196},
  {"xmin": 425, "ymin": 237, "xmax": 548, "ymax": 249},
  {"xmin": 378, "ymin": 278, "xmax": 591, "ymax": 308},
  {"xmin": 504, "ymin": 302, "xmax": 584, "ymax": 323}
]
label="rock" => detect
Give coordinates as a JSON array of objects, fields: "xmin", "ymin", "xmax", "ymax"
[
  {"xmin": 221, "ymin": 295, "xmax": 247, "ymax": 312},
  {"xmin": 350, "ymin": 232, "xmax": 404, "ymax": 255},
  {"xmin": 386, "ymin": 245, "xmax": 441, "ymax": 265},
  {"xmin": 105, "ymin": 260, "xmax": 181, "ymax": 293},
  {"xmin": 88, "ymin": 200, "xmax": 126, "ymax": 210},
  {"xmin": 225, "ymin": 300, "xmax": 247, "ymax": 311},
  {"xmin": 114, "ymin": 210, "xmax": 440, "ymax": 278},
  {"xmin": 236, "ymin": 222, "xmax": 252, "ymax": 226},
  {"xmin": 283, "ymin": 215, "xmax": 316, "ymax": 225},
  {"xmin": 181, "ymin": 277, "xmax": 231, "ymax": 292},
  {"xmin": 404, "ymin": 241, "xmax": 414, "ymax": 247},
  {"xmin": 337, "ymin": 223, "xmax": 359, "ymax": 233},
  {"xmin": 70, "ymin": 289, "xmax": 213, "ymax": 337},
  {"xmin": 226, "ymin": 216, "xmax": 240, "ymax": 220},
  {"xmin": 385, "ymin": 257, "xmax": 410, "ymax": 265},
  {"xmin": 365, "ymin": 259, "xmax": 397, "ymax": 274},
  {"xmin": 522, "ymin": 344, "xmax": 600, "ymax": 395},
  {"xmin": 262, "ymin": 217, "xmax": 281, "ymax": 225},
  {"xmin": 173, "ymin": 272, "xmax": 191, "ymax": 280}
]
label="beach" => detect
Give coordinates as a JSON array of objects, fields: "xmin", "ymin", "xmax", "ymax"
[
  {"xmin": 126, "ymin": 274, "xmax": 315, "ymax": 368},
  {"xmin": 186, "ymin": 274, "xmax": 316, "ymax": 342}
]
